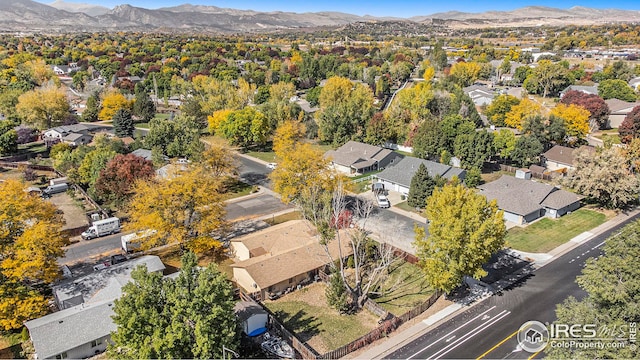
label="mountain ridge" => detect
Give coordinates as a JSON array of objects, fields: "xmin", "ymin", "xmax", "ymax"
[{"xmin": 2, "ymin": 1, "xmax": 640, "ymax": 33}]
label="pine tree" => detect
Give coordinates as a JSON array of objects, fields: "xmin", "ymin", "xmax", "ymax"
[
  {"xmin": 407, "ymin": 163, "xmax": 436, "ymax": 209},
  {"xmin": 112, "ymin": 108, "xmax": 134, "ymax": 137},
  {"xmin": 133, "ymin": 87, "xmax": 156, "ymax": 123},
  {"xmin": 82, "ymin": 92, "xmax": 100, "ymax": 122}
]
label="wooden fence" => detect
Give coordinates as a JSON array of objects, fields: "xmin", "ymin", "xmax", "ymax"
[
  {"xmin": 321, "ymin": 317, "xmax": 402, "ymax": 359},
  {"xmin": 498, "ymin": 164, "xmax": 555, "ymax": 181},
  {"xmin": 364, "ymin": 298, "xmax": 388, "ymax": 318},
  {"xmin": 396, "ymin": 290, "xmax": 442, "ymax": 324}
]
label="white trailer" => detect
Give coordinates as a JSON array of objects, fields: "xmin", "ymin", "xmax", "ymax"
[
  {"xmin": 81, "ymin": 217, "xmax": 120, "ymax": 240},
  {"xmin": 121, "ymin": 229, "xmax": 156, "ymax": 253}
]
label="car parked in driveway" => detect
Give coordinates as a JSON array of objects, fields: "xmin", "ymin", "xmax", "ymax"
[
  {"xmin": 266, "ymin": 162, "xmax": 277, "ymax": 170},
  {"xmin": 376, "ymin": 194, "xmax": 390, "ymax": 208}
]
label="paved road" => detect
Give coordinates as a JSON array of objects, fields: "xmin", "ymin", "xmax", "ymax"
[
  {"xmin": 238, "ymin": 155, "xmax": 273, "ymax": 188},
  {"xmin": 386, "ymin": 212, "xmax": 640, "ymax": 359},
  {"xmin": 59, "ymin": 191, "xmax": 289, "ymax": 265}
]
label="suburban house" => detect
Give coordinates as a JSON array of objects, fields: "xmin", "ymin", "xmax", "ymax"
[
  {"xmin": 131, "ymin": 148, "xmax": 153, "ymax": 161},
  {"xmin": 462, "ymin": 84, "xmax": 495, "ymax": 106},
  {"xmin": 25, "ymin": 256, "xmax": 165, "ymax": 359},
  {"xmin": 629, "ymin": 77, "xmax": 640, "ymax": 91},
  {"xmin": 477, "ymin": 175, "xmax": 581, "ymax": 225},
  {"xmin": 231, "ymin": 220, "xmax": 353, "ymax": 301},
  {"xmin": 559, "ymin": 84, "xmax": 599, "ymax": 98},
  {"xmin": 542, "ymin": 145, "xmax": 594, "ymax": 172},
  {"xmin": 375, "ymin": 156, "xmax": 467, "ymax": 195},
  {"xmin": 42, "ymin": 124, "xmax": 90, "ymax": 143},
  {"xmin": 324, "ymin": 141, "xmax": 402, "ymax": 175},
  {"xmin": 51, "ymin": 63, "xmax": 79, "ymax": 76},
  {"xmin": 605, "ymin": 99, "xmax": 640, "ymax": 128},
  {"xmin": 62, "ymin": 132, "xmax": 93, "ymax": 146}
]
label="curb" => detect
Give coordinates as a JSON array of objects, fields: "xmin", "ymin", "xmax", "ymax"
[{"xmin": 237, "ymin": 152, "xmax": 271, "ymax": 166}]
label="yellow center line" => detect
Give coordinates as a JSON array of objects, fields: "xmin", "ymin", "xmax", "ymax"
[
  {"xmin": 476, "ymin": 328, "xmax": 520, "ymax": 360},
  {"xmin": 527, "ymin": 349, "xmax": 543, "ymax": 359}
]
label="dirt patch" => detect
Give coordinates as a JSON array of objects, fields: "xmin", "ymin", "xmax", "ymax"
[
  {"xmin": 45, "ymin": 192, "xmax": 90, "ymax": 231},
  {"xmin": 341, "ymin": 295, "xmax": 453, "ymax": 359}
]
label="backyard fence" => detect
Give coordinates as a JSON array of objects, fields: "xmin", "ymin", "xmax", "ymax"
[
  {"xmin": 497, "ymin": 164, "xmax": 555, "ymax": 181},
  {"xmin": 396, "ymin": 290, "xmax": 442, "ymax": 324}
]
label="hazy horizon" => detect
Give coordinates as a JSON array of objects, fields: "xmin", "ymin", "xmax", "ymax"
[{"xmin": 37, "ymin": 0, "xmax": 640, "ymax": 18}]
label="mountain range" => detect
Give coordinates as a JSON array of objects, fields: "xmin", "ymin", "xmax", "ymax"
[{"xmin": 1, "ymin": 0, "xmax": 639, "ymax": 33}]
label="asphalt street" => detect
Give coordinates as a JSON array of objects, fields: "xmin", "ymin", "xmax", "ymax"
[
  {"xmin": 385, "ymin": 212, "xmax": 640, "ymax": 359},
  {"xmin": 225, "ymin": 193, "xmax": 291, "ymax": 221},
  {"xmin": 238, "ymin": 155, "xmax": 273, "ymax": 188}
]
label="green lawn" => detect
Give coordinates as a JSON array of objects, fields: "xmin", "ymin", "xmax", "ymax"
[
  {"xmin": 134, "ymin": 122, "xmax": 150, "ymax": 129},
  {"xmin": 372, "ymin": 262, "xmax": 434, "ymax": 315},
  {"xmin": 506, "ymin": 209, "xmax": 607, "ymax": 253},
  {"xmin": 223, "ymin": 179, "xmax": 257, "ymax": 199},
  {"xmin": 245, "ymin": 150, "xmax": 276, "ymax": 163},
  {"xmin": 264, "ymin": 286, "xmax": 378, "ymax": 352}
]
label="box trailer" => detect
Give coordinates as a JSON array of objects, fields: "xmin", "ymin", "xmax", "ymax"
[
  {"xmin": 81, "ymin": 217, "xmax": 120, "ymax": 240},
  {"xmin": 121, "ymin": 229, "xmax": 156, "ymax": 253}
]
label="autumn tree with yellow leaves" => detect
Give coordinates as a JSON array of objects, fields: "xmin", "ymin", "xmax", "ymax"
[
  {"xmin": 99, "ymin": 89, "xmax": 132, "ymax": 121},
  {"xmin": 0, "ymin": 180, "xmax": 66, "ymax": 330},
  {"xmin": 125, "ymin": 165, "xmax": 228, "ymax": 254},
  {"xmin": 551, "ymin": 103, "xmax": 591, "ymax": 140},
  {"xmin": 504, "ymin": 98, "xmax": 543, "ymax": 130},
  {"xmin": 16, "ymin": 85, "xmax": 70, "ymax": 129}
]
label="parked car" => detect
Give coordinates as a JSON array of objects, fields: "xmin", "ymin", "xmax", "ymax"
[
  {"xmin": 110, "ymin": 254, "xmax": 127, "ymax": 265},
  {"xmin": 266, "ymin": 163, "xmax": 277, "ymax": 170},
  {"xmin": 376, "ymin": 194, "xmax": 390, "ymax": 209},
  {"xmin": 372, "ymin": 182, "xmax": 385, "ymax": 195}
]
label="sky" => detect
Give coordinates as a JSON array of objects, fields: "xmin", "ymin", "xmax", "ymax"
[{"xmin": 40, "ymin": 0, "xmax": 640, "ymax": 18}]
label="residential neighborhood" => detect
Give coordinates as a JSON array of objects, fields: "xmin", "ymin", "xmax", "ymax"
[{"xmin": 1, "ymin": 4, "xmax": 640, "ymax": 360}]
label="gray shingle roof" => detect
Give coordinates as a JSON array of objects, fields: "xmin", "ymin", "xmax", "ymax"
[
  {"xmin": 325, "ymin": 141, "xmax": 393, "ymax": 168},
  {"xmin": 376, "ymin": 156, "xmax": 466, "ymax": 188},
  {"xmin": 542, "ymin": 145, "xmax": 575, "ymax": 166},
  {"xmin": 478, "ymin": 175, "xmax": 579, "ymax": 216},
  {"xmin": 25, "ymin": 300, "xmax": 117, "ymax": 360},
  {"xmin": 131, "ymin": 148, "xmax": 153, "ymax": 161}
]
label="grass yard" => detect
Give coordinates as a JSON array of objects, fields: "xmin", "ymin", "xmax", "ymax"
[
  {"xmin": 245, "ymin": 150, "xmax": 276, "ymax": 163},
  {"xmin": 134, "ymin": 122, "xmax": 150, "ymax": 129},
  {"xmin": 223, "ymin": 179, "xmax": 258, "ymax": 200},
  {"xmin": 372, "ymin": 262, "xmax": 434, "ymax": 315},
  {"xmin": 0, "ymin": 330, "xmax": 23, "ymax": 359},
  {"xmin": 150, "ymin": 245, "xmax": 234, "ymax": 279},
  {"xmin": 506, "ymin": 209, "xmax": 608, "ymax": 253},
  {"xmin": 264, "ymin": 283, "xmax": 379, "ymax": 354},
  {"xmin": 201, "ymin": 135, "xmax": 230, "ymax": 147},
  {"xmin": 480, "ymin": 170, "xmax": 514, "ymax": 184}
]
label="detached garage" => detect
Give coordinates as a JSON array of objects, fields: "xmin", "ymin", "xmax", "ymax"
[{"xmin": 235, "ymin": 301, "xmax": 268, "ymax": 337}]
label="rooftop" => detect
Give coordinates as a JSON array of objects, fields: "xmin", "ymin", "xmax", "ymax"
[{"xmin": 376, "ymin": 156, "xmax": 466, "ymax": 188}]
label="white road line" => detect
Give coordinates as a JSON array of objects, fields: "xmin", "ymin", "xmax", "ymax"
[
  {"xmin": 406, "ymin": 306, "xmax": 498, "ymax": 360},
  {"xmin": 429, "ymin": 310, "xmax": 512, "ymax": 359},
  {"xmin": 593, "ymin": 241, "xmax": 606, "ymax": 249}
]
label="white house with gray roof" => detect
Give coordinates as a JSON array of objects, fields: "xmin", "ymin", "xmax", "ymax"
[
  {"xmin": 375, "ymin": 156, "xmax": 466, "ymax": 195},
  {"xmin": 325, "ymin": 141, "xmax": 402, "ymax": 175},
  {"xmin": 26, "ymin": 256, "xmax": 165, "ymax": 359},
  {"xmin": 477, "ymin": 175, "xmax": 580, "ymax": 225}
]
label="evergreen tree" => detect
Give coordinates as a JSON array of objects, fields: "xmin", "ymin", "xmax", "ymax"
[
  {"xmin": 112, "ymin": 108, "xmax": 134, "ymax": 137},
  {"xmin": 133, "ymin": 87, "xmax": 156, "ymax": 123},
  {"xmin": 464, "ymin": 167, "xmax": 483, "ymax": 188},
  {"xmin": 407, "ymin": 163, "xmax": 436, "ymax": 209},
  {"xmin": 82, "ymin": 91, "xmax": 100, "ymax": 122},
  {"xmin": 109, "ymin": 252, "xmax": 239, "ymax": 359}
]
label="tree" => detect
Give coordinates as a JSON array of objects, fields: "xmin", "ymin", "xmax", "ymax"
[
  {"xmin": 145, "ymin": 116, "xmax": 204, "ymax": 159},
  {"xmin": 99, "ymin": 89, "xmax": 131, "ymax": 121},
  {"xmin": 562, "ymin": 147, "xmax": 639, "ymax": 209},
  {"xmin": 414, "ymin": 183, "xmax": 506, "ymax": 293},
  {"xmin": 598, "ymin": 79, "xmax": 637, "ymax": 102},
  {"xmin": 493, "ymin": 129, "xmax": 517, "ymax": 159},
  {"xmin": 618, "ymin": 105, "xmax": 640, "ymax": 144},
  {"xmin": 133, "ymin": 87, "xmax": 156, "ymax": 122},
  {"xmin": 485, "ymin": 95, "xmax": 520, "ymax": 127},
  {"xmin": 94, "ymin": 154, "xmax": 155, "ymax": 205},
  {"xmin": 453, "ymin": 130, "xmax": 495, "ymax": 169},
  {"xmin": 510, "ymin": 135, "xmax": 544, "ymax": 167},
  {"xmin": 218, "ymin": 107, "xmax": 269, "ymax": 148},
  {"xmin": 560, "ymin": 90, "xmax": 610, "ymax": 130},
  {"xmin": 0, "ymin": 180, "xmax": 66, "ymax": 330},
  {"xmin": 126, "ymin": 166, "xmax": 227, "ymax": 253},
  {"xmin": 504, "ymin": 98, "xmax": 542, "ymax": 130},
  {"xmin": 82, "ymin": 91, "xmax": 100, "ymax": 122},
  {"xmin": 0, "ymin": 121, "xmax": 17, "ymax": 155},
  {"xmin": 15, "ymin": 126, "xmax": 37, "ymax": 144},
  {"xmin": 109, "ymin": 252, "xmax": 238, "ymax": 359},
  {"xmin": 272, "ymin": 119, "xmax": 306, "ymax": 156},
  {"xmin": 549, "ymin": 221, "xmax": 640, "ymax": 359},
  {"xmin": 523, "ymin": 60, "xmax": 570, "ymax": 98},
  {"xmin": 407, "ymin": 163, "xmax": 436, "ymax": 209},
  {"xmin": 112, "ymin": 108, "xmax": 135, "ymax": 137},
  {"xmin": 316, "ymin": 76, "xmax": 374, "ymax": 146},
  {"xmin": 77, "ymin": 147, "xmax": 118, "ymax": 187},
  {"xmin": 550, "ymin": 103, "xmax": 590, "ymax": 140},
  {"xmin": 364, "ymin": 112, "xmax": 396, "ymax": 145},
  {"xmin": 449, "ymin": 61, "xmax": 482, "ymax": 87},
  {"xmin": 464, "ymin": 167, "xmax": 483, "ymax": 188},
  {"xmin": 16, "ymin": 85, "xmax": 70, "ymax": 129},
  {"xmin": 207, "ymin": 109, "xmax": 233, "ymax": 134}
]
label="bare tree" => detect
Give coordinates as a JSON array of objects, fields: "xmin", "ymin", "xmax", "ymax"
[{"xmin": 298, "ymin": 181, "xmax": 400, "ymax": 311}]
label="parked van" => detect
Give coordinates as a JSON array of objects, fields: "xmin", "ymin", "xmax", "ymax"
[
  {"xmin": 81, "ymin": 217, "xmax": 120, "ymax": 240},
  {"xmin": 42, "ymin": 183, "xmax": 69, "ymax": 196}
]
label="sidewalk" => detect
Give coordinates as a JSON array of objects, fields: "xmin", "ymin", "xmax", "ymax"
[{"xmin": 355, "ymin": 207, "xmax": 640, "ymax": 359}]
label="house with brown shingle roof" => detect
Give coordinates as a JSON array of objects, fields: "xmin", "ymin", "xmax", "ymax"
[
  {"xmin": 478, "ymin": 175, "xmax": 580, "ymax": 225},
  {"xmin": 325, "ymin": 141, "xmax": 402, "ymax": 175},
  {"xmin": 542, "ymin": 145, "xmax": 595, "ymax": 172},
  {"xmin": 230, "ymin": 220, "xmax": 353, "ymax": 300}
]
